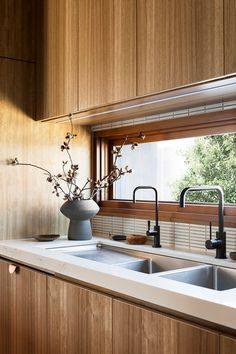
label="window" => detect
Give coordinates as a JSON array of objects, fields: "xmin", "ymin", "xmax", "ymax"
[
  {"xmin": 114, "ymin": 133, "xmax": 236, "ymax": 204},
  {"xmin": 93, "ymin": 108, "xmax": 236, "ymax": 227}
]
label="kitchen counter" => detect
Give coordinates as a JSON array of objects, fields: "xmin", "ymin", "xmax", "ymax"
[{"xmin": 0, "ymin": 236, "xmax": 236, "ymax": 330}]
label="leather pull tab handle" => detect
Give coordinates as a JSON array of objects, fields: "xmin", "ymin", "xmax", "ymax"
[{"xmin": 9, "ymin": 264, "xmax": 17, "ymax": 274}]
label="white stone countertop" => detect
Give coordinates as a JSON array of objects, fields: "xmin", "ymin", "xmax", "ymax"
[{"xmin": 0, "ymin": 236, "xmax": 236, "ymax": 330}]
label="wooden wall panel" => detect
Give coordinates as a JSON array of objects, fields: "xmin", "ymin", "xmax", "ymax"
[
  {"xmin": 137, "ymin": 0, "xmax": 224, "ymax": 96},
  {"xmin": 0, "ymin": 0, "xmax": 35, "ymax": 61},
  {"xmin": 0, "ymin": 58, "xmax": 91, "ymax": 240},
  {"xmin": 224, "ymin": 0, "xmax": 236, "ymax": 74},
  {"xmin": 78, "ymin": 0, "xmax": 136, "ymax": 110}
]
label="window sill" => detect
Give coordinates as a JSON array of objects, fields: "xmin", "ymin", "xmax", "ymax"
[{"xmin": 99, "ymin": 200, "xmax": 236, "ymax": 228}]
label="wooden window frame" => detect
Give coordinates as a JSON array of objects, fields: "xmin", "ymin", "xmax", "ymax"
[{"xmin": 93, "ymin": 108, "xmax": 236, "ymax": 228}]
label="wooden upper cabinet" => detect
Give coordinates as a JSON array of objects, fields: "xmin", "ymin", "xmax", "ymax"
[
  {"xmin": 36, "ymin": 0, "xmax": 79, "ymax": 120},
  {"xmin": 0, "ymin": 0, "xmax": 35, "ymax": 61},
  {"xmin": 78, "ymin": 0, "xmax": 136, "ymax": 110},
  {"xmin": 37, "ymin": 0, "xmax": 136, "ymax": 119},
  {"xmin": 224, "ymin": 0, "xmax": 236, "ymax": 74},
  {"xmin": 36, "ymin": 0, "xmax": 231, "ymax": 121},
  {"xmin": 137, "ymin": 0, "xmax": 224, "ymax": 96}
]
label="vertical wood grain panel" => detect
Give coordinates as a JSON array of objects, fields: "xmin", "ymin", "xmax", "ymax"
[
  {"xmin": 220, "ymin": 335, "xmax": 236, "ymax": 354},
  {"xmin": 0, "ymin": 0, "xmax": 35, "ymax": 61},
  {"xmin": 0, "ymin": 57, "xmax": 91, "ymax": 240},
  {"xmin": 113, "ymin": 299, "xmax": 219, "ymax": 354},
  {"xmin": 194, "ymin": 0, "xmax": 223, "ymax": 81},
  {"xmin": 224, "ymin": 0, "xmax": 236, "ymax": 74},
  {"xmin": 36, "ymin": 0, "xmax": 79, "ymax": 119},
  {"xmin": 0, "ymin": 259, "xmax": 47, "ymax": 354},
  {"xmin": 137, "ymin": 0, "xmax": 223, "ymax": 96},
  {"xmin": 47, "ymin": 277, "xmax": 112, "ymax": 354},
  {"xmin": 0, "ymin": 259, "xmax": 11, "ymax": 353},
  {"xmin": 78, "ymin": 0, "xmax": 136, "ymax": 110}
]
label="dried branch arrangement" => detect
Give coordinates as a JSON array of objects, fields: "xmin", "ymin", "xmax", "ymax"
[{"xmin": 11, "ymin": 117, "xmax": 145, "ymax": 201}]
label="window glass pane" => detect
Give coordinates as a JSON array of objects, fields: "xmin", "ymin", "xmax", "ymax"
[{"xmin": 114, "ymin": 133, "xmax": 236, "ymax": 203}]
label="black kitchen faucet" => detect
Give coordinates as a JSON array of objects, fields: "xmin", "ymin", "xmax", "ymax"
[
  {"xmin": 179, "ymin": 186, "xmax": 226, "ymax": 259},
  {"xmin": 133, "ymin": 186, "xmax": 161, "ymax": 248}
]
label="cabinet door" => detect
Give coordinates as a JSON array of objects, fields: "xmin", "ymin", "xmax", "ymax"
[
  {"xmin": 36, "ymin": 0, "xmax": 78, "ymax": 120},
  {"xmin": 224, "ymin": 0, "xmax": 236, "ymax": 74},
  {"xmin": 0, "ymin": 0, "xmax": 35, "ymax": 61},
  {"xmin": 220, "ymin": 335, "xmax": 236, "ymax": 354},
  {"xmin": 137, "ymin": 0, "xmax": 224, "ymax": 96},
  {"xmin": 78, "ymin": 0, "xmax": 136, "ymax": 110},
  {"xmin": 47, "ymin": 277, "xmax": 112, "ymax": 354},
  {"xmin": 0, "ymin": 259, "xmax": 47, "ymax": 354},
  {"xmin": 113, "ymin": 299, "xmax": 219, "ymax": 354}
]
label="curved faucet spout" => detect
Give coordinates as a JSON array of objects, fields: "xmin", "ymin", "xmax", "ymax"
[
  {"xmin": 133, "ymin": 186, "xmax": 161, "ymax": 248},
  {"xmin": 179, "ymin": 185, "xmax": 226, "ymax": 259},
  {"xmin": 179, "ymin": 185, "xmax": 224, "ymax": 232}
]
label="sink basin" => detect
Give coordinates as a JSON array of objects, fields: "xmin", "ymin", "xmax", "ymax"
[
  {"xmin": 161, "ymin": 265, "xmax": 236, "ymax": 291},
  {"xmin": 49, "ymin": 243, "xmax": 199, "ymax": 274}
]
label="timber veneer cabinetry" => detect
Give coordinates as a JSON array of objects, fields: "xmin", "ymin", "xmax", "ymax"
[
  {"xmin": 0, "ymin": 259, "xmax": 112, "ymax": 354},
  {"xmin": 78, "ymin": 0, "xmax": 136, "ymax": 111},
  {"xmin": 0, "ymin": 0, "xmax": 35, "ymax": 61},
  {"xmin": 224, "ymin": 0, "xmax": 236, "ymax": 75},
  {"xmin": 37, "ymin": 0, "xmax": 136, "ymax": 120},
  {"xmin": 113, "ymin": 299, "xmax": 219, "ymax": 354},
  {"xmin": 36, "ymin": 0, "xmax": 236, "ymax": 122},
  {"xmin": 47, "ymin": 277, "xmax": 112, "ymax": 354},
  {"xmin": 137, "ymin": 0, "xmax": 224, "ymax": 95},
  {"xmin": 1, "ymin": 258, "xmax": 236, "ymax": 354},
  {"xmin": 36, "ymin": 0, "xmax": 79, "ymax": 120},
  {"xmin": 220, "ymin": 335, "xmax": 236, "ymax": 354},
  {"xmin": 0, "ymin": 259, "xmax": 47, "ymax": 354}
]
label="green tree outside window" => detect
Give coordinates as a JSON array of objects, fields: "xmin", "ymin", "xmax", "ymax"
[{"xmin": 173, "ymin": 134, "xmax": 236, "ymax": 204}]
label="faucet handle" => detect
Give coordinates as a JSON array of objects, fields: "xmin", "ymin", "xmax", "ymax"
[
  {"xmin": 206, "ymin": 221, "xmax": 222, "ymax": 250},
  {"xmin": 147, "ymin": 220, "xmax": 151, "ymax": 231},
  {"xmin": 206, "ymin": 238, "xmax": 223, "ymax": 250},
  {"xmin": 209, "ymin": 221, "xmax": 212, "ymax": 240}
]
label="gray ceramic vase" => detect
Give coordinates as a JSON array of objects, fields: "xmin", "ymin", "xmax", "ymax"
[{"xmin": 60, "ymin": 199, "xmax": 99, "ymax": 240}]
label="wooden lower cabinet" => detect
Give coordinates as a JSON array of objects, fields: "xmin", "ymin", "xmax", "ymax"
[
  {"xmin": 113, "ymin": 299, "xmax": 219, "ymax": 354},
  {"xmin": 47, "ymin": 277, "xmax": 112, "ymax": 354},
  {"xmin": 220, "ymin": 335, "xmax": 236, "ymax": 354},
  {"xmin": 0, "ymin": 259, "xmax": 47, "ymax": 354},
  {"xmin": 1, "ymin": 258, "xmax": 236, "ymax": 354}
]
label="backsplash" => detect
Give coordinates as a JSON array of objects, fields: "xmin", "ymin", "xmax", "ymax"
[{"xmin": 92, "ymin": 215, "xmax": 236, "ymax": 255}]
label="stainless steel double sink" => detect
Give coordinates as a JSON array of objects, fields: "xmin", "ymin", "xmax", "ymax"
[
  {"xmin": 49, "ymin": 242, "xmax": 236, "ymax": 291},
  {"xmin": 160, "ymin": 264, "xmax": 236, "ymax": 291}
]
